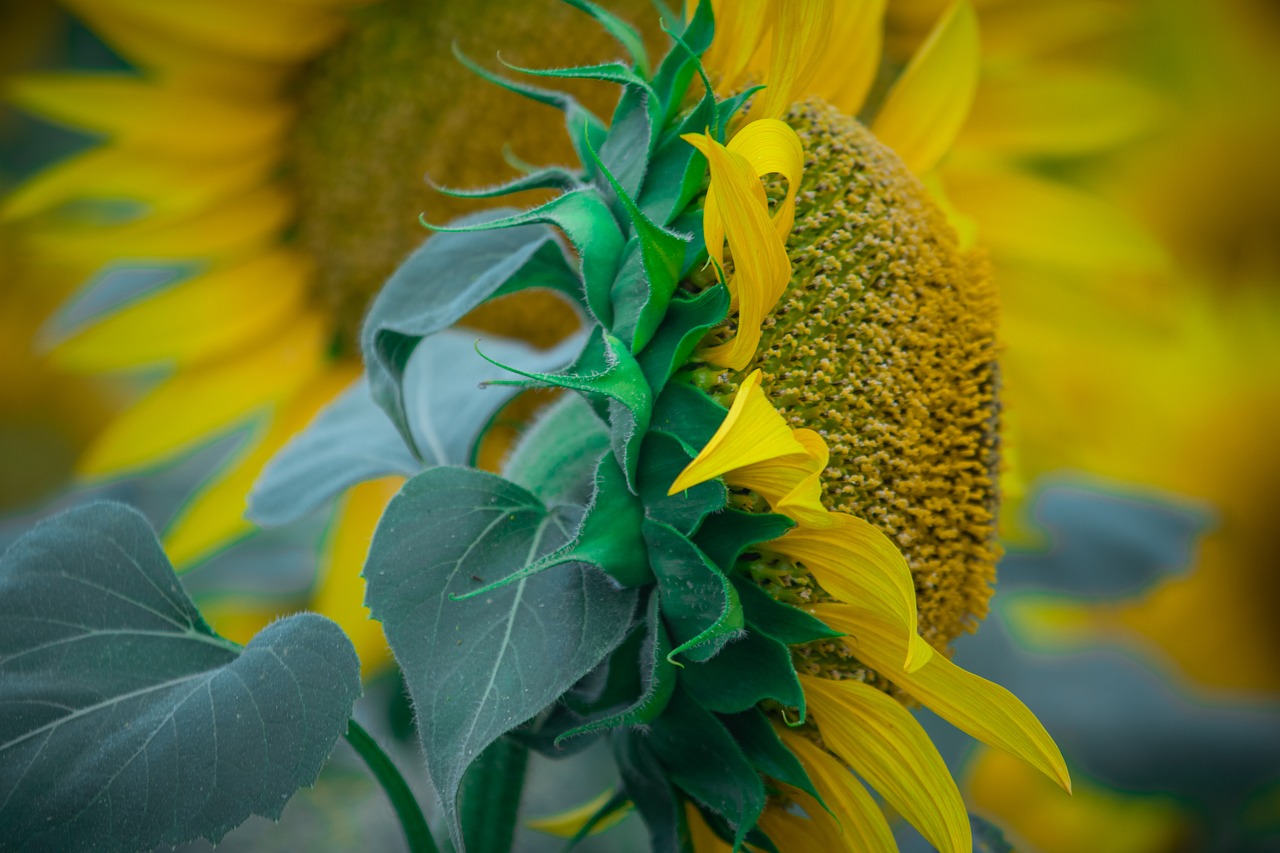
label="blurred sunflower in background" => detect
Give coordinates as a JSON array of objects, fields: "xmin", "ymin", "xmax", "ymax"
[{"xmin": 3, "ymin": 0, "xmax": 1279, "ymax": 850}]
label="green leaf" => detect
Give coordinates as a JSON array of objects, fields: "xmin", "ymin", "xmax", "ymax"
[
  {"xmin": 642, "ymin": 41, "xmax": 717, "ymax": 224},
  {"xmin": 556, "ymin": 594, "xmax": 677, "ymax": 745},
  {"xmin": 561, "ymin": 0, "xmax": 651, "ymax": 77},
  {"xmin": 361, "ymin": 210, "xmax": 580, "ymax": 449},
  {"xmin": 249, "ymin": 377, "xmax": 420, "ymax": 526},
  {"xmin": 647, "ymin": 687, "xmax": 766, "ymax": 850},
  {"xmin": 651, "ymin": 380, "xmax": 728, "ymax": 457},
  {"xmin": 362, "ymin": 468, "xmax": 638, "ymax": 845},
  {"xmin": 600, "ymin": 85, "xmax": 657, "ymax": 203},
  {"xmin": 612, "ymin": 731, "xmax": 690, "ymax": 853},
  {"xmin": 451, "ymin": 45, "xmax": 607, "ymax": 173},
  {"xmin": 650, "ymin": 0, "xmax": 715, "ymax": 127},
  {"xmin": 644, "ymin": 519, "xmax": 742, "ymax": 663},
  {"xmin": 680, "ymin": 628, "xmax": 805, "ymax": 716},
  {"xmin": 637, "ymin": 286, "xmax": 729, "ymax": 393},
  {"xmin": 502, "ymin": 393, "xmax": 610, "ymax": 506},
  {"xmin": 693, "ymin": 508, "xmax": 795, "ymax": 573},
  {"xmin": 720, "ymin": 709, "xmax": 823, "ymax": 806},
  {"xmin": 0, "ymin": 503, "xmax": 360, "ymax": 852},
  {"xmin": 732, "ymin": 577, "xmax": 843, "ymax": 646},
  {"xmin": 480, "ymin": 329, "xmax": 652, "ymax": 490},
  {"xmin": 428, "ymin": 165, "xmax": 581, "ymax": 199},
  {"xmin": 428, "ymin": 190, "xmax": 623, "ymax": 330},
  {"xmin": 637, "ymin": 431, "xmax": 725, "ymax": 536}
]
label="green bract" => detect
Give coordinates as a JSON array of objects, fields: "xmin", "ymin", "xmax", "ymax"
[{"xmin": 259, "ymin": 4, "xmax": 846, "ymax": 850}]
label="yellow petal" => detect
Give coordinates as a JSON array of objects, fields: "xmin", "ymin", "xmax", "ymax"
[
  {"xmin": 779, "ymin": 730, "xmax": 897, "ymax": 852},
  {"xmin": 814, "ymin": 602, "xmax": 1072, "ymax": 794},
  {"xmin": 752, "ymin": 0, "xmax": 834, "ymax": 121},
  {"xmin": 526, "ymin": 789, "xmax": 632, "ymax": 838},
  {"xmin": 803, "ymin": 675, "xmax": 971, "ymax": 853},
  {"xmin": 872, "ymin": 0, "xmax": 979, "ymax": 174},
  {"xmin": 26, "ymin": 185, "xmax": 294, "ymax": 265},
  {"xmin": 726, "ymin": 428, "xmax": 831, "ymax": 527},
  {"xmin": 61, "ymin": 0, "xmax": 349, "ymax": 63},
  {"xmin": 700, "ymin": 0, "xmax": 773, "ymax": 91},
  {"xmin": 78, "ymin": 312, "xmax": 328, "ymax": 477},
  {"xmin": 2, "ymin": 144, "xmax": 279, "ymax": 223},
  {"xmin": 806, "ymin": 0, "xmax": 887, "ymax": 115},
  {"xmin": 686, "ymin": 801, "xmax": 733, "ymax": 853},
  {"xmin": 942, "ymin": 160, "xmax": 1166, "ymax": 273},
  {"xmin": 313, "ymin": 475, "xmax": 402, "ymax": 678},
  {"xmin": 667, "ymin": 370, "xmax": 805, "ymax": 494},
  {"xmin": 163, "ymin": 364, "xmax": 357, "ymax": 569},
  {"xmin": 682, "ymin": 132, "xmax": 790, "ymax": 370},
  {"xmin": 8, "ymin": 73, "xmax": 293, "ymax": 158},
  {"xmin": 53, "ymin": 248, "xmax": 312, "ymax": 371},
  {"xmin": 726, "ymin": 118, "xmax": 805, "ymax": 242},
  {"xmin": 757, "ymin": 796, "xmax": 847, "ymax": 852},
  {"xmin": 956, "ymin": 68, "xmax": 1165, "ymax": 158},
  {"xmin": 765, "ymin": 512, "xmax": 934, "ymax": 671}
]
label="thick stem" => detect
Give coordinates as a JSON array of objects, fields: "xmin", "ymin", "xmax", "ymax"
[
  {"xmin": 345, "ymin": 719, "xmax": 439, "ymax": 853},
  {"xmin": 459, "ymin": 736, "xmax": 530, "ymax": 853}
]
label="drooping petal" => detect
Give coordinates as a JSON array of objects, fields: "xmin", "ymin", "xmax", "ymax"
[
  {"xmin": 668, "ymin": 369, "xmax": 806, "ymax": 494},
  {"xmin": 872, "ymin": 0, "xmax": 979, "ymax": 174},
  {"xmin": 726, "ymin": 428, "xmax": 830, "ymax": 527},
  {"xmin": 682, "ymin": 131, "xmax": 791, "ymax": 369},
  {"xmin": 780, "ymin": 729, "xmax": 897, "ymax": 852},
  {"xmin": 756, "ymin": 785, "xmax": 848, "ymax": 851},
  {"xmin": 766, "ymin": 512, "xmax": 934, "ymax": 671},
  {"xmin": 726, "ymin": 118, "xmax": 805, "ymax": 241},
  {"xmin": 753, "ymin": 0, "xmax": 835, "ymax": 121},
  {"xmin": 814, "ymin": 603, "xmax": 1073, "ymax": 794},
  {"xmin": 803, "ymin": 675, "xmax": 971, "ymax": 853},
  {"xmin": 807, "ymin": 0, "xmax": 886, "ymax": 116}
]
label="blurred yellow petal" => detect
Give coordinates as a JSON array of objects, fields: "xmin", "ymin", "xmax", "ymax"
[
  {"xmin": 526, "ymin": 789, "xmax": 631, "ymax": 838},
  {"xmin": 815, "ymin": 603, "xmax": 1072, "ymax": 793},
  {"xmin": 766, "ymin": 513, "xmax": 934, "ymax": 671},
  {"xmin": 686, "ymin": 801, "xmax": 732, "ymax": 853},
  {"xmin": 313, "ymin": 475, "xmax": 401, "ymax": 678},
  {"xmin": 943, "ymin": 161, "xmax": 1166, "ymax": 273},
  {"xmin": 2, "ymin": 145, "xmax": 279, "ymax": 223},
  {"xmin": 804, "ymin": 675, "xmax": 971, "ymax": 853},
  {"xmin": 8, "ymin": 73, "xmax": 292, "ymax": 158},
  {"xmin": 164, "ymin": 365, "xmax": 357, "ymax": 569},
  {"xmin": 872, "ymin": 0, "xmax": 979, "ymax": 174},
  {"xmin": 977, "ymin": 1, "xmax": 1135, "ymax": 66},
  {"xmin": 806, "ymin": 0, "xmax": 886, "ymax": 116},
  {"xmin": 753, "ymin": 0, "xmax": 834, "ymax": 121},
  {"xmin": 61, "ymin": 0, "xmax": 349, "ymax": 63},
  {"xmin": 78, "ymin": 312, "xmax": 328, "ymax": 477},
  {"xmin": 780, "ymin": 730, "xmax": 897, "ymax": 851},
  {"xmin": 25, "ymin": 185, "xmax": 294, "ymax": 265},
  {"xmin": 682, "ymin": 130, "xmax": 791, "ymax": 370},
  {"xmin": 727, "ymin": 428, "xmax": 830, "ymax": 527},
  {"xmin": 700, "ymin": 0, "xmax": 772, "ymax": 90},
  {"xmin": 957, "ymin": 68, "xmax": 1165, "ymax": 158},
  {"xmin": 668, "ymin": 369, "xmax": 805, "ymax": 494},
  {"xmin": 53, "ymin": 249, "xmax": 312, "ymax": 371}
]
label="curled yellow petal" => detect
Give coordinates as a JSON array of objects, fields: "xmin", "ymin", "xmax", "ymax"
[
  {"xmin": 727, "ymin": 428, "xmax": 830, "ymax": 527},
  {"xmin": 871, "ymin": 0, "xmax": 979, "ymax": 174},
  {"xmin": 815, "ymin": 603, "xmax": 1073, "ymax": 794},
  {"xmin": 726, "ymin": 118, "xmax": 805, "ymax": 241},
  {"xmin": 752, "ymin": 0, "xmax": 834, "ymax": 121},
  {"xmin": 682, "ymin": 130, "xmax": 791, "ymax": 370},
  {"xmin": 668, "ymin": 369, "xmax": 805, "ymax": 495},
  {"xmin": 526, "ymin": 789, "xmax": 631, "ymax": 838},
  {"xmin": 780, "ymin": 730, "xmax": 897, "ymax": 852},
  {"xmin": 765, "ymin": 512, "xmax": 934, "ymax": 671},
  {"xmin": 803, "ymin": 675, "xmax": 971, "ymax": 853}
]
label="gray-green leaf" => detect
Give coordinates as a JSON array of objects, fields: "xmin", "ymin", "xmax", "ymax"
[
  {"xmin": 0, "ymin": 502, "xmax": 361, "ymax": 852},
  {"xmin": 362, "ymin": 467, "xmax": 638, "ymax": 847}
]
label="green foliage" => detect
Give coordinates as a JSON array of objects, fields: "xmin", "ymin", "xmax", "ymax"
[
  {"xmin": 361, "ymin": 467, "xmax": 639, "ymax": 845},
  {"xmin": 0, "ymin": 503, "xmax": 361, "ymax": 852}
]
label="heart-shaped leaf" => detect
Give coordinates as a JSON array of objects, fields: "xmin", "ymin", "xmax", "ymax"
[
  {"xmin": 0, "ymin": 503, "xmax": 360, "ymax": 852},
  {"xmin": 362, "ymin": 467, "xmax": 638, "ymax": 845}
]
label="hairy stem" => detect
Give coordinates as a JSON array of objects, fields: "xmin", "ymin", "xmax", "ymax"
[
  {"xmin": 345, "ymin": 718, "xmax": 439, "ymax": 853},
  {"xmin": 459, "ymin": 736, "xmax": 530, "ymax": 853}
]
